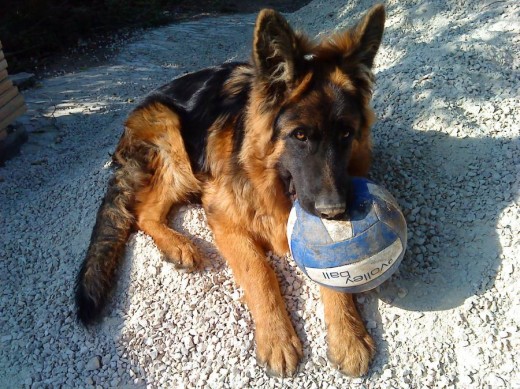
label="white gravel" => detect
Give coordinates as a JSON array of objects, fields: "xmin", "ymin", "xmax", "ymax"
[{"xmin": 1, "ymin": 0, "xmax": 519, "ymax": 388}]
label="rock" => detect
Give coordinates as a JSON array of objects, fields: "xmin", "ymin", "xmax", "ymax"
[
  {"xmin": 86, "ymin": 356, "xmax": 101, "ymax": 371},
  {"xmin": 382, "ymin": 369, "xmax": 393, "ymax": 379},
  {"xmin": 397, "ymin": 287, "xmax": 408, "ymax": 298},
  {"xmin": 489, "ymin": 373, "xmax": 505, "ymax": 387},
  {"xmin": 148, "ymin": 265, "xmax": 158, "ymax": 276},
  {"xmin": 459, "ymin": 375, "xmax": 473, "ymax": 385},
  {"xmin": 1, "ymin": 335, "xmax": 13, "ymax": 343},
  {"xmin": 9, "ymin": 72, "xmax": 36, "ymax": 89}
]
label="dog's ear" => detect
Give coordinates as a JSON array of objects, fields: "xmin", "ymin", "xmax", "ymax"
[
  {"xmin": 348, "ymin": 4, "xmax": 385, "ymax": 68},
  {"xmin": 253, "ymin": 9, "xmax": 304, "ymax": 93},
  {"xmin": 322, "ymin": 4, "xmax": 385, "ymax": 69}
]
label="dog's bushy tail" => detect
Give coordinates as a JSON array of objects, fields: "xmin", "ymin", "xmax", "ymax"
[{"xmin": 75, "ymin": 166, "xmax": 135, "ymax": 325}]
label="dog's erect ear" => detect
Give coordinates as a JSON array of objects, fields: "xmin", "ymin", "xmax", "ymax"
[
  {"xmin": 346, "ymin": 4, "xmax": 386, "ymax": 68},
  {"xmin": 321, "ymin": 4, "xmax": 385, "ymax": 70},
  {"xmin": 350, "ymin": 4, "xmax": 385, "ymax": 68},
  {"xmin": 253, "ymin": 9, "xmax": 304, "ymax": 91}
]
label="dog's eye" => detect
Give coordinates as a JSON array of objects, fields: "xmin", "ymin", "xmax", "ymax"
[
  {"xmin": 293, "ymin": 130, "xmax": 308, "ymax": 142},
  {"xmin": 340, "ymin": 130, "xmax": 352, "ymax": 143}
]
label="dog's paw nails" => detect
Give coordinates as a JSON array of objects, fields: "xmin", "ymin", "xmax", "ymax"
[
  {"xmin": 326, "ymin": 327, "xmax": 375, "ymax": 377},
  {"xmin": 255, "ymin": 324, "xmax": 303, "ymax": 377}
]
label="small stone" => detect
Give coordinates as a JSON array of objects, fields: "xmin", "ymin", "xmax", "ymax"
[
  {"xmin": 220, "ymin": 368, "xmax": 229, "ymax": 377},
  {"xmin": 148, "ymin": 266, "xmax": 158, "ymax": 276},
  {"xmin": 317, "ymin": 356, "xmax": 327, "ymax": 366},
  {"xmin": 397, "ymin": 287, "xmax": 408, "ymax": 298},
  {"xmin": 459, "ymin": 375, "xmax": 472, "ymax": 385},
  {"xmin": 1, "ymin": 335, "xmax": 13, "ymax": 343},
  {"xmin": 366, "ymin": 320, "xmax": 377, "ymax": 329},
  {"xmin": 382, "ymin": 368, "xmax": 393, "ymax": 379},
  {"xmin": 502, "ymin": 362, "xmax": 514, "ymax": 373},
  {"xmin": 489, "ymin": 373, "xmax": 505, "ymax": 387},
  {"xmin": 101, "ymin": 354, "xmax": 111, "ymax": 365},
  {"xmin": 86, "ymin": 356, "xmax": 101, "ymax": 371},
  {"xmin": 503, "ymin": 263, "xmax": 514, "ymax": 275},
  {"xmin": 183, "ymin": 336, "xmax": 194, "ymax": 349}
]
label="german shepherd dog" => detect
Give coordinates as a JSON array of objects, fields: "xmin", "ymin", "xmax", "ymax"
[{"xmin": 76, "ymin": 4, "xmax": 385, "ymax": 377}]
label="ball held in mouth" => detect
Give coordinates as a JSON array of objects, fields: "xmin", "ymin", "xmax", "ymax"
[{"xmin": 287, "ymin": 177, "xmax": 407, "ymax": 293}]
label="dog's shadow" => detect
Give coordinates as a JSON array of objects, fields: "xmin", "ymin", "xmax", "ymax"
[{"xmin": 349, "ymin": 110, "xmax": 516, "ymax": 379}]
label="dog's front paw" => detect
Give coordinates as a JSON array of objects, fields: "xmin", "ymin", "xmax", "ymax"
[
  {"xmin": 326, "ymin": 322, "xmax": 375, "ymax": 377},
  {"xmin": 163, "ymin": 237, "xmax": 201, "ymax": 271},
  {"xmin": 255, "ymin": 320, "xmax": 303, "ymax": 377}
]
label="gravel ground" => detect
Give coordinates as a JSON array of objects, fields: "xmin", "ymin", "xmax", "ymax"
[{"xmin": 1, "ymin": 0, "xmax": 519, "ymax": 388}]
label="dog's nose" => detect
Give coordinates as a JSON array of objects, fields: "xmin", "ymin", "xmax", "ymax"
[{"xmin": 315, "ymin": 202, "xmax": 346, "ymax": 219}]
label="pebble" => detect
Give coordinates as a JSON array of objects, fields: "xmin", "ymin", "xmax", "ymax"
[
  {"xmin": 459, "ymin": 375, "xmax": 473, "ymax": 385},
  {"xmin": 147, "ymin": 265, "xmax": 158, "ymax": 276},
  {"xmin": 317, "ymin": 356, "xmax": 327, "ymax": 367},
  {"xmin": 502, "ymin": 362, "xmax": 514, "ymax": 373},
  {"xmin": 503, "ymin": 263, "xmax": 514, "ymax": 275},
  {"xmin": 397, "ymin": 287, "xmax": 408, "ymax": 298},
  {"xmin": 1, "ymin": 335, "xmax": 13, "ymax": 343},
  {"xmin": 382, "ymin": 369, "xmax": 393, "ymax": 379},
  {"xmin": 85, "ymin": 356, "xmax": 101, "ymax": 371}
]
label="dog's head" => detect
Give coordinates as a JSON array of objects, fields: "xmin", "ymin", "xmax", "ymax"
[{"xmin": 250, "ymin": 5, "xmax": 385, "ymax": 219}]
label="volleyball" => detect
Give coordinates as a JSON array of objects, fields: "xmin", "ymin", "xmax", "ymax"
[{"xmin": 287, "ymin": 178, "xmax": 407, "ymax": 293}]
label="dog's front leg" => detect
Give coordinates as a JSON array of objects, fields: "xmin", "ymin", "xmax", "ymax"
[
  {"xmin": 212, "ymin": 227, "xmax": 302, "ymax": 377},
  {"xmin": 320, "ymin": 287, "xmax": 375, "ymax": 377}
]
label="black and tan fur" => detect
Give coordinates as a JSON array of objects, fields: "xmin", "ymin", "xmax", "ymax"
[{"xmin": 76, "ymin": 5, "xmax": 386, "ymax": 377}]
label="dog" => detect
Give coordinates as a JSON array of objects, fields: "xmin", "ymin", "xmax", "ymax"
[{"xmin": 75, "ymin": 4, "xmax": 385, "ymax": 377}]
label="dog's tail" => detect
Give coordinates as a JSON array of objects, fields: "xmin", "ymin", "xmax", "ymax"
[{"xmin": 75, "ymin": 164, "xmax": 135, "ymax": 325}]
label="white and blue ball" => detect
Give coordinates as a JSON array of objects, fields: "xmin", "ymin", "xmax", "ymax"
[{"xmin": 287, "ymin": 178, "xmax": 407, "ymax": 293}]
